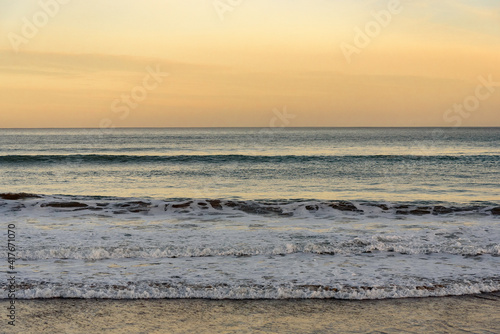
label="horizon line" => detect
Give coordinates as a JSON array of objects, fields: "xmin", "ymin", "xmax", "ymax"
[{"xmin": 1, "ymin": 126, "xmax": 500, "ymax": 130}]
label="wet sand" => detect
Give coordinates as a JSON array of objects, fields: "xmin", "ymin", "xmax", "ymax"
[{"xmin": 2, "ymin": 293, "xmax": 499, "ymax": 333}]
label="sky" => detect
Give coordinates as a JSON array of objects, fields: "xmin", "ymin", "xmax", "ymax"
[{"xmin": 0, "ymin": 0, "xmax": 499, "ymax": 127}]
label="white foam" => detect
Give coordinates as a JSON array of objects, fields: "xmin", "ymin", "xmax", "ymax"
[
  {"xmin": 3, "ymin": 253, "xmax": 499, "ymax": 300},
  {"xmin": 1, "ymin": 196, "xmax": 499, "ymax": 300},
  {"xmin": 9, "ymin": 281, "xmax": 500, "ymax": 300}
]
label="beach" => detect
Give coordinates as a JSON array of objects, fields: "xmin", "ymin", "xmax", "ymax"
[
  {"xmin": 3, "ymin": 293, "xmax": 500, "ymax": 333},
  {"xmin": 2, "ymin": 0, "xmax": 500, "ymax": 332}
]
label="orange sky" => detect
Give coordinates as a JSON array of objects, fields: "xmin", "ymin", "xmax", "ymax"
[{"xmin": 1, "ymin": 0, "xmax": 499, "ymax": 127}]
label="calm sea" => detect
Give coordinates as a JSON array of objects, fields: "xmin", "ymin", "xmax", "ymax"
[{"xmin": 0, "ymin": 128, "xmax": 499, "ymax": 299}]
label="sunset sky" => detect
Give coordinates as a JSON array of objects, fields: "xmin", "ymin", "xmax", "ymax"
[{"xmin": 1, "ymin": 0, "xmax": 499, "ymax": 127}]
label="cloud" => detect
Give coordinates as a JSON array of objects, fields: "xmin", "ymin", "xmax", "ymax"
[{"xmin": 0, "ymin": 50, "xmax": 220, "ymax": 77}]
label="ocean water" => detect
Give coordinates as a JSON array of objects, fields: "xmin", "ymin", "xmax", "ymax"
[{"xmin": 0, "ymin": 127, "xmax": 499, "ymax": 299}]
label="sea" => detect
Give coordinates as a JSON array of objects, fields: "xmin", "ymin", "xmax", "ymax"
[{"xmin": 0, "ymin": 127, "xmax": 499, "ymax": 300}]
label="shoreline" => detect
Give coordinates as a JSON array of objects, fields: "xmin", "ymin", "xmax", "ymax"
[{"xmin": 3, "ymin": 293, "xmax": 499, "ymax": 333}]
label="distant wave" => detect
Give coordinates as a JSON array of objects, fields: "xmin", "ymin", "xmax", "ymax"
[{"xmin": 0, "ymin": 154, "xmax": 497, "ymax": 165}]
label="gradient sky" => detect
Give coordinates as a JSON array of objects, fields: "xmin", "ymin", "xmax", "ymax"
[{"xmin": 1, "ymin": 0, "xmax": 499, "ymax": 127}]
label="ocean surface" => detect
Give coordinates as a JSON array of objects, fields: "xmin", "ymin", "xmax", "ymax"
[{"xmin": 0, "ymin": 127, "xmax": 499, "ymax": 299}]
